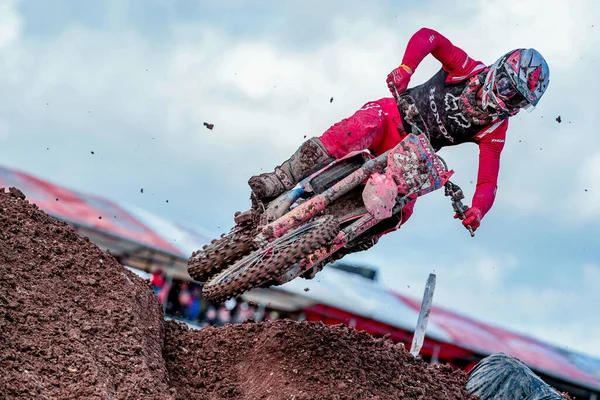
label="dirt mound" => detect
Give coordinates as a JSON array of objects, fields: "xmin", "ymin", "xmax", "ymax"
[
  {"xmin": 164, "ymin": 319, "xmax": 477, "ymax": 400},
  {"xmin": 0, "ymin": 188, "xmax": 174, "ymax": 399},
  {"xmin": 0, "ymin": 186, "xmax": 481, "ymax": 399}
]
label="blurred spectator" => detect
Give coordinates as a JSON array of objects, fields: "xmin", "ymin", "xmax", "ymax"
[
  {"xmin": 177, "ymin": 281, "xmax": 192, "ymax": 317},
  {"xmin": 217, "ymin": 305, "xmax": 231, "ymax": 326},
  {"xmin": 234, "ymin": 302, "xmax": 257, "ymax": 323},
  {"xmin": 200, "ymin": 305, "xmax": 218, "ymax": 327},
  {"xmin": 186, "ymin": 285, "xmax": 202, "ymax": 321},
  {"xmin": 158, "ymin": 282, "xmax": 170, "ymax": 304},
  {"xmin": 151, "ymin": 275, "xmax": 302, "ymax": 328},
  {"xmin": 150, "ymin": 269, "xmax": 165, "ymax": 296}
]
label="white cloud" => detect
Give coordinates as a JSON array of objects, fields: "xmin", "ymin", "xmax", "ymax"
[
  {"xmin": 0, "ymin": 0, "xmax": 21, "ymax": 50},
  {"xmin": 443, "ymin": 0, "xmax": 595, "ymax": 64},
  {"xmin": 568, "ymin": 153, "xmax": 600, "ymax": 220},
  {"xmin": 506, "ymin": 264, "xmax": 600, "ymax": 356},
  {"xmin": 156, "ymin": 22, "xmax": 405, "ymax": 168}
]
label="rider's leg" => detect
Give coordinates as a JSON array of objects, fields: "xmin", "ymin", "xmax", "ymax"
[
  {"xmin": 248, "ymin": 100, "xmax": 388, "ymax": 202},
  {"xmin": 466, "ymin": 352, "xmax": 564, "ymax": 400},
  {"xmin": 248, "ymin": 137, "xmax": 334, "ymax": 201},
  {"xmin": 318, "ymin": 101, "xmax": 387, "ymax": 159}
]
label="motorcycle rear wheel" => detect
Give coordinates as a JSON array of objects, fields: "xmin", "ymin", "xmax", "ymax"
[{"xmin": 202, "ymin": 215, "xmax": 340, "ymax": 304}]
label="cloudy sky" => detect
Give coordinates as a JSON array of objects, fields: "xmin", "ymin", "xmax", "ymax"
[{"xmin": 1, "ymin": 0, "xmax": 599, "ymax": 357}]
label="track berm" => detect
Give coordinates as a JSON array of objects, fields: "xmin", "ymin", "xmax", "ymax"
[{"xmin": 0, "ymin": 186, "xmax": 482, "ymax": 399}]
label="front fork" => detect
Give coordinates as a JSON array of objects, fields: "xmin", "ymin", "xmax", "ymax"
[
  {"xmin": 272, "ymin": 162, "xmax": 475, "ymax": 284},
  {"xmin": 285, "ymin": 208, "xmax": 387, "ymax": 282},
  {"xmin": 299, "ymin": 180, "xmax": 473, "ymax": 279}
]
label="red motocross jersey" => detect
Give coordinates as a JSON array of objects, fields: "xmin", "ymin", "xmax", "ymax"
[{"xmin": 320, "ymin": 28, "xmax": 507, "ymax": 220}]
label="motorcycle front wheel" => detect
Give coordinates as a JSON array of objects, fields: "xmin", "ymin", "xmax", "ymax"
[{"xmin": 201, "ymin": 215, "xmax": 340, "ymax": 304}]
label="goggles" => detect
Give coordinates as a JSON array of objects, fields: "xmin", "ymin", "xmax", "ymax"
[{"xmin": 495, "ymin": 73, "xmax": 533, "ymax": 111}]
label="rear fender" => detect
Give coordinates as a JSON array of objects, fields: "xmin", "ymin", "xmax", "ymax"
[
  {"xmin": 265, "ymin": 151, "xmax": 373, "ymax": 223},
  {"xmin": 300, "ymin": 150, "xmax": 373, "ymax": 191}
]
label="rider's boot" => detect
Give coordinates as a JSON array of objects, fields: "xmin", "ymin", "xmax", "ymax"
[{"xmin": 248, "ymin": 137, "xmax": 334, "ymax": 203}]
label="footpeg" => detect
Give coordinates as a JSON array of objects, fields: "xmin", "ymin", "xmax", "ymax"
[{"xmin": 234, "ymin": 210, "xmax": 253, "ymax": 225}]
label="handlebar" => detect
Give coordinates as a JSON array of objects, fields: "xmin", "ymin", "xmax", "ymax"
[{"xmin": 444, "ymin": 181, "xmax": 475, "ymax": 237}]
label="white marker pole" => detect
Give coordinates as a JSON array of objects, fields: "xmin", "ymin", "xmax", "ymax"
[{"xmin": 410, "ymin": 273, "xmax": 436, "ymax": 358}]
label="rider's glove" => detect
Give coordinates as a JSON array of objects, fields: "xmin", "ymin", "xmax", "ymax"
[
  {"xmin": 386, "ymin": 64, "xmax": 413, "ymax": 99},
  {"xmin": 455, "ymin": 207, "xmax": 482, "ymax": 231}
]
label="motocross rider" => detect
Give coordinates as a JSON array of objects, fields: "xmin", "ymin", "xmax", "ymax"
[{"xmin": 248, "ymin": 27, "xmax": 550, "ymax": 233}]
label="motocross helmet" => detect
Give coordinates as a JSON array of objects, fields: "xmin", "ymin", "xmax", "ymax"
[{"xmin": 481, "ymin": 48, "xmax": 550, "ymax": 116}]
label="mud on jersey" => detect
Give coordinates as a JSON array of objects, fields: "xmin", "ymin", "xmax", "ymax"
[{"xmin": 400, "ymin": 68, "xmax": 504, "ymax": 151}]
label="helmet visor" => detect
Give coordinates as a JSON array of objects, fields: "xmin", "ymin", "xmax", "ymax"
[
  {"xmin": 496, "ymin": 75, "xmax": 519, "ymax": 99},
  {"xmin": 496, "ymin": 73, "xmax": 533, "ymax": 111}
]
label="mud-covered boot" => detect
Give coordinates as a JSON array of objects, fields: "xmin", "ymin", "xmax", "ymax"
[{"xmin": 248, "ymin": 137, "xmax": 334, "ymax": 202}]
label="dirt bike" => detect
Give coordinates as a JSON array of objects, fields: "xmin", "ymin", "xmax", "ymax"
[{"xmin": 187, "ymin": 97, "xmax": 475, "ymax": 304}]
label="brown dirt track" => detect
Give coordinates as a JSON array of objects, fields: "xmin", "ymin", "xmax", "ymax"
[{"xmin": 0, "ymin": 187, "xmax": 478, "ymax": 399}]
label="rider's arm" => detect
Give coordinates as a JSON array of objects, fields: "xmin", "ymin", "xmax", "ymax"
[
  {"xmin": 400, "ymin": 28, "xmax": 479, "ymax": 76},
  {"xmin": 471, "ymin": 120, "xmax": 508, "ymax": 218}
]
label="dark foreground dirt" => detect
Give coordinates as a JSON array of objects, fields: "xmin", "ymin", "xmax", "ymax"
[
  {"xmin": 0, "ymin": 188, "xmax": 175, "ymax": 399},
  {"xmin": 0, "ymin": 187, "xmax": 481, "ymax": 399},
  {"xmin": 164, "ymin": 319, "xmax": 476, "ymax": 400}
]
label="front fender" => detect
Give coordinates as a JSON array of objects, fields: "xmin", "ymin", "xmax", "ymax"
[{"xmin": 362, "ymin": 172, "xmax": 398, "ymax": 221}]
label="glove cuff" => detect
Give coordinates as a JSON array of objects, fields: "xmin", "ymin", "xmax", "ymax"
[{"xmin": 399, "ymin": 64, "xmax": 413, "ymax": 74}]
